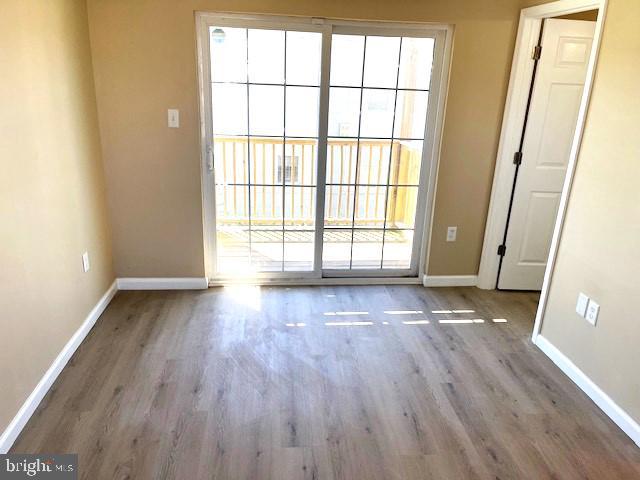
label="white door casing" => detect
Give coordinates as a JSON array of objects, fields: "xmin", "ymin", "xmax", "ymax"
[{"xmin": 498, "ymin": 19, "xmax": 595, "ymax": 290}]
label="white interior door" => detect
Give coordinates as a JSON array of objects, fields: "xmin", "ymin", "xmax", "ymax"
[{"xmin": 498, "ymin": 19, "xmax": 595, "ymax": 290}]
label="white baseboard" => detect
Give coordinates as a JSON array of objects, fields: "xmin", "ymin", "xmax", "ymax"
[
  {"xmin": 116, "ymin": 277, "xmax": 208, "ymax": 290},
  {"xmin": 0, "ymin": 280, "xmax": 118, "ymax": 453},
  {"xmin": 535, "ymin": 335, "xmax": 640, "ymax": 448},
  {"xmin": 422, "ymin": 275, "xmax": 478, "ymax": 287},
  {"xmin": 1, "ymin": 276, "xmax": 208, "ymax": 452}
]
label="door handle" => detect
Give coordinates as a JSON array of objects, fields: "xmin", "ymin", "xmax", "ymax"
[{"xmin": 206, "ymin": 144, "xmax": 214, "ymax": 172}]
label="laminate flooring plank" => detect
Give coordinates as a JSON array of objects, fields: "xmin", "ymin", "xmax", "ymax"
[{"xmin": 11, "ymin": 286, "xmax": 640, "ymax": 479}]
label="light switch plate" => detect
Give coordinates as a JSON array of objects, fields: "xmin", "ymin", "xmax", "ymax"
[
  {"xmin": 585, "ymin": 300, "xmax": 599, "ymax": 326},
  {"xmin": 576, "ymin": 292, "xmax": 589, "ymax": 317},
  {"xmin": 446, "ymin": 226, "xmax": 457, "ymax": 242},
  {"xmin": 82, "ymin": 251, "xmax": 90, "ymax": 273},
  {"xmin": 168, "ymin": 109, "xmax": 179, "ymax": 128}
]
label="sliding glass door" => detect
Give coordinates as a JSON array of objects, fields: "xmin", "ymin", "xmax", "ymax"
[
  {"xmin": 197, "ymin": 15, "xmax": 446, "ymax": 280},
  {"xmin": 209, "ymin": 26, "xmax": 322, "ymax": 274},
  {"xmin": 323, "ymin": 32, "xmax": 433, "ymax": 274}
]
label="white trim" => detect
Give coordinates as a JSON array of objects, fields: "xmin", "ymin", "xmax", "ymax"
[
  {"xmin": 478, "ymin": 0, "xmax": 606, "ymax": 292},
  {"xmin": 476, "ymin": 11, "xmax": 542, "ymax": 289},
  {"xmin": 312, "ymin": 26, "xmax": 332, "ymax": 279},
  {"xmin": 195, "ymin": 13, "xmax": 216, "ymax": 280},
  {"xmin": 419, "ymin": 27, "xmax": 453, "ymax": 280},
  {"xmin": 209, "ymin": 276, "xmax": 421, "ymax": 287},
  {"xmin": 116, "ymin": 277, "xmax": 209, "ymax": 290},
  {"xmin": 524, "ymin": 0, "xmax": 602, "ymax": 17},
  {"xmin": 535, "ymin": 335, "xmax": 640, "ymax": 448},
  {"xmin": 0, "ymin": 280, "xmax": 118, "ymax": 453},
  {"xmin": 531, "ymin": 1, "xmax": 606, "ymax": 341},
  {"xmin": 195, "ymin": 11, "xmax": 452, "ymax": 32},
  {"xmin": 422, "ymin": 275, "xmax": 478, "ymax": 287}
]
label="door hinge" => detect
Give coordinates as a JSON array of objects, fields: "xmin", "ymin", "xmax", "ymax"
[
  {"xmin": 497, "ymin": 244, "xmax": 507, "ymax": 256},
  {"xmin": 513, "ymin": 151, "xmax": 523, "ymax": 166},
  {"xmin": 532, "ymin": 45, "xmax": 542, "ymax": 60}
]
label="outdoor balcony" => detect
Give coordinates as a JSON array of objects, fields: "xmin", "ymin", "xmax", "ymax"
[{"xmin": 213, "ymin": 136, "xmax": 422, "ymax": 273}]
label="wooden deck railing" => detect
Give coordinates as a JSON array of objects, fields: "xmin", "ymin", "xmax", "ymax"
[{"xmin": 213, "ymin": 136, "xmax": 421, "ymax": 228}]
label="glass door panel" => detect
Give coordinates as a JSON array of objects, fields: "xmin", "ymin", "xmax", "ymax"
[
  {"xmin": 210, "ymin": 26, "xmax": 321, "ymax": 275},
  {"xmin": 322, "ymin": 33, "xmax": 434, "ymax": 273},
  {"xmin": 203, "ymin": 17, "xmax": 440, "ymax": 280}
]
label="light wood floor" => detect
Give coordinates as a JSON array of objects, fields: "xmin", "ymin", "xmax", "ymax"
[{"xmin": 12, "ymin": 286, "xmax": 640, "ymax": 479}]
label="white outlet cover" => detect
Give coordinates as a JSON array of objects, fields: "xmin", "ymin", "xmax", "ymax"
[
  {"xmin": 576, "ymin": 292, "xmax": 589, "ymax": 317},
  {"xmin": 82, "ymin": 251, "xmax": 90, "ymax": 273},
  {"xmin": 446, "ymin": 226, "xmax": 457, "ymax": 242},
  {"xmin": 168, "ymin": 109, "xmax": 179, "ymax": 128},
  {"xmin": 585, "ymin": 300, "xmax": 599, "ymax": 326}
]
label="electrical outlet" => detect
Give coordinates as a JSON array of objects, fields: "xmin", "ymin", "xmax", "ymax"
[
  {"xmin": 585, "ymin": 300, "xmax": 599, "ymax": 326},
  {"xmin": 446, "ymin": 226, "xmax": 457, "ymax": 242},
  {"xmin": 576, "ymin": 292, "xmax": 589, "ymax": 317},
  {"xmin": 82, "ymin": 251, "xmax": 90, "ymax": 273},
  {"xmin": 168, "ymin": 109, "xmax": 180, "ymax": 128}
]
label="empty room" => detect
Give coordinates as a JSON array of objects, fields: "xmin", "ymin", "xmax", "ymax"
[{"xmin": 1, "ymin": 0, "xmax": 639, "ymax": 478}]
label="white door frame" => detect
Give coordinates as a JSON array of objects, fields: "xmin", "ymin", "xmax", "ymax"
[
  {"xmin": 195, "ymin": 12, "xmax": 453, "ymax": 285},
  {"xmin": 475, "ymin": 0, "xmax": 607, "ymax": 339}
]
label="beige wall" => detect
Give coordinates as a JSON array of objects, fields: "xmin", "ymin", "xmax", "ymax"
[
  {"xmin": 556, "ymin": 9, "xmax": 598, "ymax": 21},
  {"xmin": 540, "ymin": 0, "xmax": 640, "ymax": 422},
  {"xmin": 0, "ymin": 0, "xmax": 114, "ymax": 434},
  {"xmin": 86, "ymin": 0, "xmax": 525, "ymax": 277},
  {"xmin": 2, "ymin": 0, "xmax": 637, "ymax": 448}
]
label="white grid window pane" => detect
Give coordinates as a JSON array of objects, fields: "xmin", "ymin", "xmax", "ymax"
[
  {"xmin": 398, "ymin": 37, "xmax": 434, "ymax": 90},
  {"xmin": 389, "ymin": 140, "xmax": 423, "ymax": 185},
  {"xmin": 324, "ymin": 185, "xmax": 355, "ymax": 228},
  {"xmin": 393, "ymin": 90, "xmax": 429, "ymax": 139},
  {"xmin": 382, "ymin": 230, "xmax": 414, "ymax": 269},
  {"xmin": 212, "ymin": 84, "xmax": 248, "ymax": 135},
  {"xmin": 249, "ymin": 85, "xmax": 284, "ymax": 136},
  {"xmin": 286, "ymin": 31, "xmax": 322, "ymax": 86},
  {"xmin": 355, "ymin": 141, "xmax": 392, "ymax": 185},
  {"xmin": 284, "ymin": 231, "xmax": 314, "ymax": 271},
  {"xmin": 248, "ymin": 29, "xmax": 284, "ymax": 84},
  {"xmin": 210, "ymin": 26, "xmax": 247, "ymax": 83},
  {"xmin": 323, "ymin": 229, "xmax": 352, "ymax": 269},
  {"xmin": 326, "ymin": 139, "xmax": 358, "ymax": 184},
  {"xmin": 385, "ymin": 186, "xmax": 419, "ymax": 228},
  {"xmin": 330, "ymin": 35, "xmax": 365, "ymax": 86},
  {"xmin": 328, "ymin": 87, "xmax": 361, "ymax": 137},
  {"xmin": 354, "ymin": 185, "xmax": 387, "ymax": 228},
  {"xmin": 250, "ymin": 230, "xmax": 283, "ymax": 271},
  {"xmin": 214, "ymin": 137, "xmax": 249, "ymax": 187},
  {"xmin": 285, "ymin": 140, "xmax": 317, "ymax": 186},
  {"xmin": 360, "ymin": 89, "xmax": 395, "ymax": 138},
  {"xmin": 351, "ymin": 230, "xmax": 383, "ymax": 269},
  {"xmin": 363, "ymin": 36, "xmax": 401, "ymax": 88},
  {"xmin": 285, "ymin": 87, "xmax": 319, "ymax": 137},
  {"xmin": 216, "ymin": 227, "xmax": 251, "ymax": 273},
  {"xmin": 250, "ymin": 186, "xmax": 283, "ymax": 221},
  {"xmin": 248, "ymin": 138, "xmax": 283, "ymax": 186},
  {"xmin": 285, "ymin": 187, "xmax": 316, "ymax": 228},
  {"xmin": 216, "ymin": 185, "xmax": 249, "ymax": 222}
]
